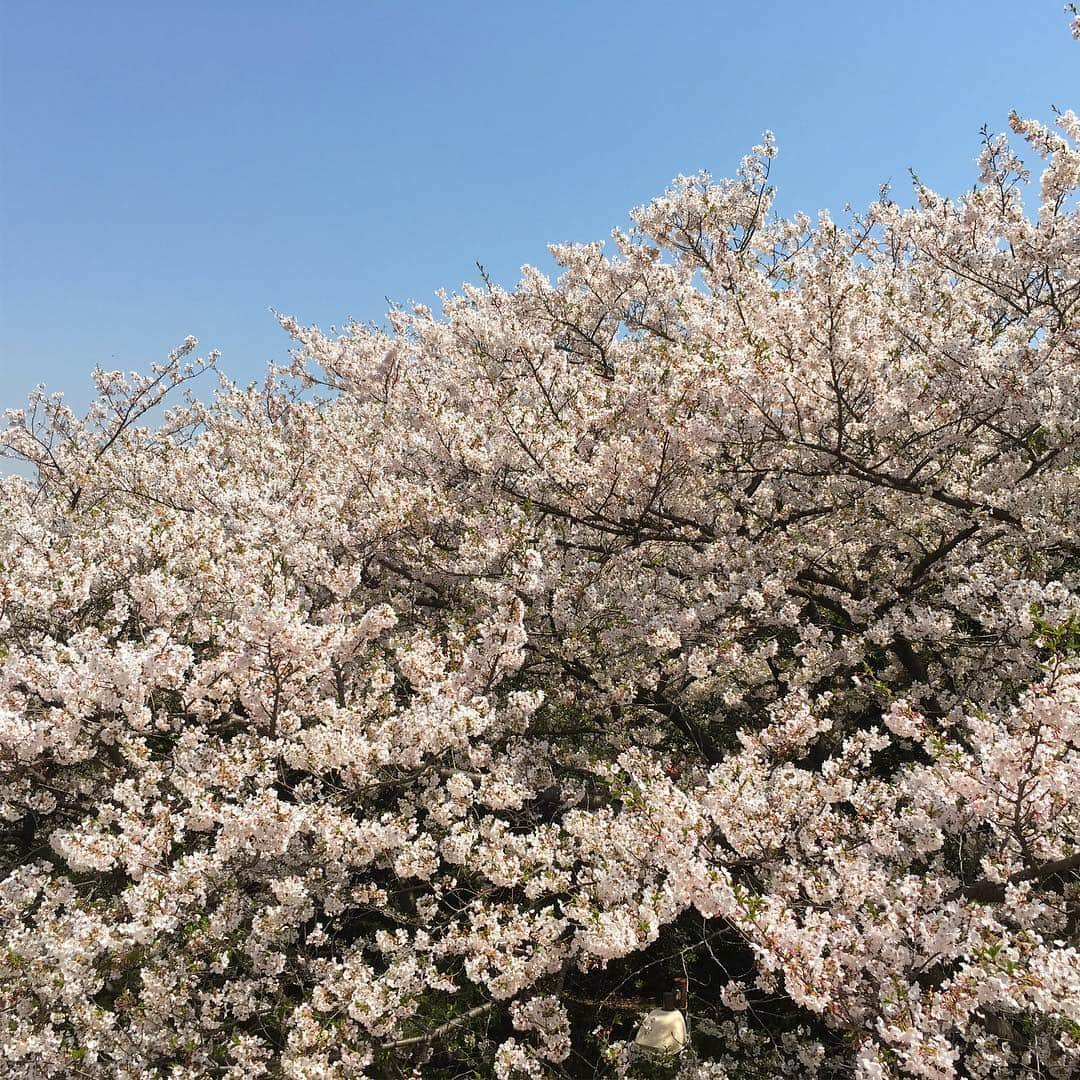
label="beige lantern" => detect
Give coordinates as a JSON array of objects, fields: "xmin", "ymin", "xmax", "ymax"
[{"xmin": 634, "ymin": 990, "xmax": 688, "ymax": 1056}]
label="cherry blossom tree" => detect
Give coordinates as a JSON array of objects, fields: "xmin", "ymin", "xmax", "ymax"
[{"xmin": 2, "ymin": 61, "xmax": 1079, "ymax": 1080}]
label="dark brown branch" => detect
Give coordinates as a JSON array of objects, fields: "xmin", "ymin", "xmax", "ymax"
[
  {"xmin": 634, "ymin": 688, "xmax": 723, "ymax": 766},
  {"xmin": 951, "ymin": 851, "xmax": 1080, "ymax": 903}
]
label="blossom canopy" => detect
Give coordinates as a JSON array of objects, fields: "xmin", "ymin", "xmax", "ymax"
[{"xmin": 2, "ymin": 91, "xmax": 1080, "ymax": 1080}]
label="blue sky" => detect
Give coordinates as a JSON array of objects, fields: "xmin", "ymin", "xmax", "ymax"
[{"xmin": 2, "ymin": 1, "xmax": 1077, "ymax": 416}]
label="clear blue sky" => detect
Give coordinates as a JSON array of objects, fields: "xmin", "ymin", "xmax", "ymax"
[{"xmin": 2, "ymin": 1, "xmax": 1077, "ymax": 416}]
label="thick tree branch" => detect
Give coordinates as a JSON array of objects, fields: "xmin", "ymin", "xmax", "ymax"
[
  {"xmin": 382, "ymin": 1002, "xmax": 496, "ymax": 1051},
  {"xmin": 951, "ymin": 851, "xmax": 1080, "ymax": 903}
]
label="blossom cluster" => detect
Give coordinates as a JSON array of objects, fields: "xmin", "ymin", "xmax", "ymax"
[{"xmin": 2, "ymin": 91, "xmax": 1080, "ymax": 1078}]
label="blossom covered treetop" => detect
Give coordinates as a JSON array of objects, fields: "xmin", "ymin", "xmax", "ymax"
[{"xmin": 2, "ymin": 53, "xmax": 1080, "ymax": 1080}]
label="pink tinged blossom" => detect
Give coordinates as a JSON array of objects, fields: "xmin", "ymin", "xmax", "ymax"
[{"xmin": 2, "ymin": 79, "xmax": 1080, "ymax": 1080}]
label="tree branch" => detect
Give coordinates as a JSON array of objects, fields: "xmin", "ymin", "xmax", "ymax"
[{"xmin": 382, "ymin": 1002, "xmax": 496, "ymax": 1052}]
